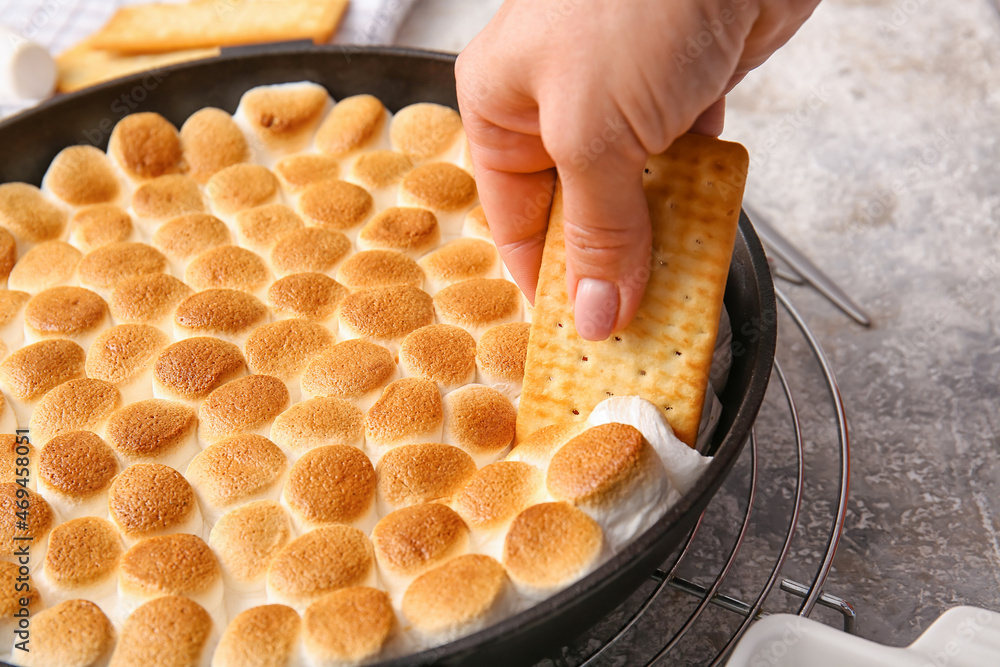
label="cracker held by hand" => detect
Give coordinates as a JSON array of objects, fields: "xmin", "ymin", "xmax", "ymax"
[
  {"xmin": 89, "ymin": 0, "xmax": 349, "ymax": 54},
  {"xmin": 517, "ymin": 133, "xmax": 749, "ymax": 447}
]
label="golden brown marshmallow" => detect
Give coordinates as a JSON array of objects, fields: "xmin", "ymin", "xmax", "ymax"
[
  {"xmin": 433, "ymin": 278, "xmax": 522, "ymax": 337},
  {"xmin": 365, "ymin": 377, "xmax": 444, "ymax": 457},
  {"xmin": 274, "ymin": 153, "xmax": 341, "ymax": 194},
  {"xmin": 108, "ymin": 111, "xmax": 184, "ymax": 180},
  {"xmin": 104, "ymin": 399, "xmax": 199, "ymax": 465},
  {"xmin": 267, "ymin": 272, "xmax": 347, "ymax": 323},
  {"xmin": 269, "ymin": 397, "xmax": 365, "ymax": 459},
  {"xmin": 70, "ymin": 204, "xmax": 134, "ymax": 253},
  {"xmin": 0, "ymin": 338, "xmax": 85, "ymax": 403},
  {"xmin": 180, "ymin": 106, "xmax": 250, "ymax": 183},
  {"xmin": 108, "ymin": 273, "xmax": 193, "ymax": 327},
  {"xmin": 296, "ymin": 179, "xmax": 374, "ymax": 234},
  {"xmin": 337, "ymin": 285, "xmax": 434, "ymax": 349},
  {"xmin": 17, "ymin": 599, "xmax": 115, "ymax": 667},
  {"xmin": 7, "ymin": 241, "xmax": 81, "ymax": 294},
  {"xmin": 207, "ymin": 163, "xmax": 280, "ymax": 217},
  {"xmin": 315, "ymin": 94, "xmax": 388, "ymax": 157},
  {"xmin": 0, "ymin": 182, "xmax": 67, "ymax": 246},
  {"xmin": 399, "ymin": 324, "xmax": 477, "ymax": 391},
  {"xmin": 29, "ymin": 379, "xmax": 121, "ymax": 445},
  {"xmin": 152, "ymin": 212, "xmax": 231, "ymax": 268},
  {"xmin": 198, "ymin": 374, "xmax": 290, "ymax": 444},
  {"xmin": 77, "ymin": 242, "xmax": 168, "ymax": 295},
  {"xmin": 356, "ymin": 206, "xmax": 440, "ymax": 258},
  {"xmin": 282, "ymin": 445, "xmax": 376, "ymax": 532},
  {"xmin": 270, "ymin": 227, "xmax": 351, "ymax": 277},
  {"xmin": 173, "ymin": 288, "xmax": 268, "ymax": 341},
  {"xmin": 131, "ymin": 175, "xmax": 206, "ymax": 222},
  {"xmin": 234, "ymin": 204, "xmax": 304, "ymax": 255},
  {"xmin": 215, "ymin": 604, "xmax": 301, "ymax": 667},
  {"xmin": 244, "ymin": 318, "xmax": 335, "ymax": 382},
  {"xmin": 108, "ymin": 595, "xmax": 213, "ymax": 667},
  {"xmin": 186, "ymin": 434, "xmax": 287, "ymax": 519},
  {"xmin": 153, "ymin": 336, "xmax": 247, "ymax": 404},
  {"xmin": 390, "ymin": 103, "xmax": 464, "ymax": 162},
  {"xmin": 185, "ymin": 245, "xmax": 271, "ymax": 294},
  {"xmin": 376, "ymin": 443, "xmax": 477, "ymax": 515},
  {"xmin": 44, "ymin": 145, "xmax": 122, "ymax": 206},
  {"xmin": 108, "ymin": 463, "xmax": 201, "ymax": 541},
  {"xmin": 336, "ymin": 249, "xmax": 423, "ymax": 290},
  {"xmin": 303, "ymin": 588, "xmax": 395, "ymax": 665},
  {"xmin": 209, "ymin": 500, "xmax": 292, "ymax": 590}
]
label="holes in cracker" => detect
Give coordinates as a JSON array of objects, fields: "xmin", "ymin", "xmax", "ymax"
[
  {"xmin": 571, "ymin": 409, "xmax": 579, "ymax": 416},
  {"xmin": 557, "ymin": 322, "xmax": 563, "ymax": 328},
  {"xmin": 639, "ymin": 369, "xmax": 646, "ymax": 376},
  {"xmin": 581, "ymin": 356, "xmax": 588, "ymax": 362},
  {"xmin": 675, "ymin": 351, "xmax": 682, "ymax": 356}
]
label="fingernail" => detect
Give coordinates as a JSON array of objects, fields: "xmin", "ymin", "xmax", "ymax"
[{"xmin": 574, "ymin": 278, "xmax": 619, "ymax": 341}]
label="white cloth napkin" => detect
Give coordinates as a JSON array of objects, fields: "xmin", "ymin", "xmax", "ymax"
[{"xmin": 0, "ymin": 0, "xmax": 419, "ymax": 118}]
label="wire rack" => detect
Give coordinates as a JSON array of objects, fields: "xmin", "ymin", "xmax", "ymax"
[{"xmin": 535, "ymin": 288, "xmax": 854, "ymax": 667}]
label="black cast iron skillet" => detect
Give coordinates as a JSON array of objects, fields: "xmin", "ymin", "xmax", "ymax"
[{"xmin": 0, "ymin": 44, "xmax": 776, "ymax": 667}]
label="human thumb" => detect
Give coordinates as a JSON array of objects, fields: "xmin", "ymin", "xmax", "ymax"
[{"xmin": 557, "ymin": 144, "xmax": 652, "ymax": 342}]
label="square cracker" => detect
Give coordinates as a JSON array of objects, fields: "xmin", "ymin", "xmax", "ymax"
[
  {"xmin": 516, "ymin": 133, "xmax": 749, "ymax": 447},
  {"xmin": 89, "ymin": 0, "xmax": 349, "ymax": 54},
  {"xmin": 56, "ymin": 42, "xmax": 221, "ymax": 93}
]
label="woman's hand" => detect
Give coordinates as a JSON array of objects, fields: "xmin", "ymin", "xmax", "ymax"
[{"xmin": 457, "ymin": 0, "xmax": 819, "ymax": 340}]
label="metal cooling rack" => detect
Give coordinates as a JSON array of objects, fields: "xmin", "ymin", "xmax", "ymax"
[{"xmin": 540, "ymin": 288, "xmax": 854, "ymax": 667}]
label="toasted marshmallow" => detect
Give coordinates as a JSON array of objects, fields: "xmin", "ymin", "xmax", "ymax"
[
  {"xmin": 209, "ymin": 500, "xmax": 292, "ymax": 600},
  {"xmin": 274, "ymin": 153, "xmax": 341, "ymax": 198},
  {"xmin": 0, "ymin": 182, "xmax": 67, "ymax": 251},
  {"xmin": 268, "ymin": 272, "xmax": 346, "ymax": 324},
  {"xmin": 186, "ymin": 434, "xmax": 288, "ymax": 523},
  {"xmin": 401, "ymin": 554, "xmax": 511, "ymax": 649},
  {"xmin": 152, "ymin": 212, "xmax": 231, "ymax": 275},
  {"xmin": 108, "ymin": 273, "xmax": 193, "ymax": 331},
  {"xmin": 266, "ymin": 525, "xmax": 376, "ymax": 612},
  {"xmin": 376, "ymin": 444, "xmax": 476, "ymax": 517},
  {"xmin": 43, "ymin": 144, "xmax": 124, "ymax": 208},
  {"xmin": 398, "ymin": 163, "xmax": 477, "ymax": 236},
  {"xmin": 153, "ymin": 337, "xmax": 246, "ymax": 407},
  {"xmin": 105, "ymin": 399, "xmax": 199, "ymax": 470},
  {"xmin": 452, "ymin": 461, "xmax": 546, "ymax": 560},
  {"xmin": 37, "ymin": 430, "xmax": 119, "ymax": 519},
  {"xmin": 475, "ymin": 322, "xmax": 529, "ymax": 400},
  {"xmin": 109, "ymin": 595, "xmax": 214, "ymax": 667},
  {"xmin": 399, "ymin": 324, "xmax": 476, "ymax": 393},
  {"xmin": 546, "ymin": 423, "xmax": 669, "ymax": 550},
  {"xmin": 36, "ymin": 517, "xmax": 123, "ymax": 614},
  {"xmin": 433, "ymin": 279, "xmax": 521, "ymax": 340},
  {"xmin": 373, "ymin": 503, "xmax": 469, "ymax": 600},
  {"xmin": 0, "ymin": 228, "xmax": 16, "ymax": 287},
  {"xmin": 281, "ymin": 445, "xmax": 376, "ymax": 534},
  {"xmin": 87, "ymin": 324, "xmax": 169, "ymax": 403},
  {"xmin": 418, "ymin": 238, "xmax": 499, "ymax": 295},
  {"xmin": 295, "ymin": 180, "xmax": 374, "ymax": 241},
  {"xmin": 300, "ymin": 339, "xmax": 397, "ymax": 412},
  {"xmin": 108, "ymin": 112, "xmax": 184, "ymax": 182},
  {"xmin": 271, "ymin": 227, "xmax": 351, "ymax": 278},
  {"xmin": 390, "ymin": 103, "xmax": 464, "ymax": 164},
  {"xmin": 0, "ymin": 290, "xmax": 27, "ymax": 351},
  {"xmin": 69, "ymin": 204, "xmax": 135, "ymax": 253},
  {"xmin": 336, "ymin": 249, "xmax": 422, "ymax": 291},
  {"xmin": 185, "ymin": 245, "xmax": 271, "ymax": 298},
  {"xmin": 461, "ymin": 205, "xmax": 491, "ymax": 240},
  {"xmin": 14, "ymin": 599, "xmax": 115, "ymax": 667},
  {"xmin": 337, "ymin": 285, "xmax": 434, "ymax": 353},
  {"xmin": 0, "ymin": 562, "xmax": 41, "ymax": 653},
  {"xmin": 237, "ymin": 82, "xmax": 331, "ymax": 161},
  {"xmin": 505, "ymin": 422, "xmax": 587, "ymax": 472},
  {"xmin": 108, "ymin": 463, "xmax": 203, "ymax": 544},
  {"xmin": 244, "ymin": 319, "xmax": 335, "ymax": 401},
  {"xmin": 356, "ymin": 207, "xmax": 439, "ymax": 259},
  {"xmin": 199, "ymin": 374, "xmax": 289, "ymax": 445},
  {"xmin": 585, "ymin": 396, "xmax": 713, "ymax": 495},
  {"xmin": 303, "ymin": 588, "xmax": 396, "ymax": 666},
  {"xmin": 270, "ymin": 397, "xmax": 365, "ymax": 462},
  {"xmin": 173, "ymin": 288, "xmax": 269, "ymax": 346},
  {"xmin": 0, "ymin": 434, "xmax": 33, "ymax": 487},
  {"xmin": 234, "ymin": 204, "xmax": 304, "ymax": 256},
  {"xmin": 441, "ymin": 385, "xmax": 516, "ymax": 468},
  {"xmin": 29, "ymin": 378, "xmax": 121, "ymax": 446},
  {"xmin": 316, "ymin": 94, "xmax": 391, "ymax": 160},
  {"xmin": 206, "ymin": 164, "xmax": 281, "ymax": 223},
  {"xmin": 77, "ymin": 242, "xmax": 167, "ymax": 301},
  {"xmin": 347, "ymin": 150, "xmax": 414, "ymax": 211},
  {"xmin": 131, "ymin": 175, "xmax": 207, "ymax": 233},
  {"xmin": 502, "ymin": 502, "xmax": 604, "ymax": 600},
  {"xmin": 216, "ymin": 604, "xmax": 301, "ymax": 667},
  {"xmin": 0, "ymin": 339, "xmax": 86, "ymax": 425},
  {"xmin": 0, "ymin": 482, "xmax": 53, "ymax": 562},
  {"xmin": 181, "ymin": 107, "xmax": 250, "ymax": 184},
  {"xmin": 13, "ymin": 243, "xmax": 81, "ymax": 300},
  {"xmin": 365, "ymin": 378, "xmax": 443, "ymax": 461}
]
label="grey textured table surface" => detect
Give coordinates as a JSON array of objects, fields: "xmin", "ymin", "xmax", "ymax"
[{"xmin": 400, "ymin": 0, "xmax": 1000, "ymax": 663}]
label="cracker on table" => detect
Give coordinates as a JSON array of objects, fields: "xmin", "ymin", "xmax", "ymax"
[
  {"xmin": 88, "ymin": 0, "xmax": 349, "ymax": 54},
  {"xmin": 56, "ymin": 42, "xmax": 221, "ymax": 93},
  {"xmin": 516, "ymin": 133, "xmax": 749, "ymax": 447}
]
